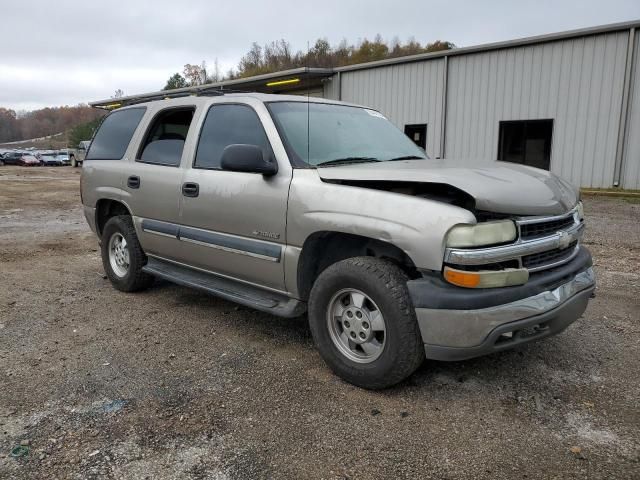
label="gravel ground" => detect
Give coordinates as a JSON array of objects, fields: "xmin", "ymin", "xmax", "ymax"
[{"xmin": 0, "ymin": 166, "xmax": 638, "ymax": 480}]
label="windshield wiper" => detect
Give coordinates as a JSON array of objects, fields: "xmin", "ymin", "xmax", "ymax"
[
  {"xmin": 316, "ymin": 157, "xmax": 380, "ymax": 167},
  {"xmin": 387, "ymin": 155, "xmax": 425, "ymax": 161}
]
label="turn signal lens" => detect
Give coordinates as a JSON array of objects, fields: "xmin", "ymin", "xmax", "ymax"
[
  {"xmin": 446, "ymin": 220, "xmax": 517, "ymax": 248},
  {"xmin": 444, "ymin": 267, "xmax": 529, "ymax": 288},
  {"xmin": 443, "ymin": 268, "xmax": 481, "ymax": 288}
]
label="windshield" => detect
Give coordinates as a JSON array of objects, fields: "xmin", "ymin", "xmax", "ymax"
[{"xmin": 267, "ymin": 102, "xmax": 427, "ymax": 167}]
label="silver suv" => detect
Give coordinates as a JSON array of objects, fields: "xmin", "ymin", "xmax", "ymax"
[{"xmin": 81, "ymin": 93, "xmax": 595, "ymax": 389}]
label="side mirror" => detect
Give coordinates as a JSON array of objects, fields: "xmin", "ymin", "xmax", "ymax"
[{"xmin": 220, "ymin": 144, "xmax": 278, "ymax": 176}]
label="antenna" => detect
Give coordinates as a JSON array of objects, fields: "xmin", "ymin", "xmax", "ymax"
[{"xmin": 307, "ymin": 40, "xmax": 310, "ymax": 164}]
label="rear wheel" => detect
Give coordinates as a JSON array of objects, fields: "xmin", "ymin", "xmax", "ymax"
[
  {"xmin": 308, "ymin": 257, "xmax": 425, "ymax": 389},
  {"xmin": 101, "ymin": 215, "xmax": 154, "ymax": 292}
]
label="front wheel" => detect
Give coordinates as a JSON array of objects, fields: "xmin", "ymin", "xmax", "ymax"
[
  {"xmin": 101, "ymin": 215, "xmax": 154, "ymax": 292},
  {"xmin": 308, "ymin": 257, "xmax": 425, "ymax": 389}
]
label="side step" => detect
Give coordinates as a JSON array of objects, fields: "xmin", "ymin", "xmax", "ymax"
[{"xmin": 142, "ymin": 257, "xmax": 306, "ymax": 318}]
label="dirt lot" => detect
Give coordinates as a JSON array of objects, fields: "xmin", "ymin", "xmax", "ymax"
[{"xmin": 0, "ymin": 166, "xmax": 638, "ymax": 479}]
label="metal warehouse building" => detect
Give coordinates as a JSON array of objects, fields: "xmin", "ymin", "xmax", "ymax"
[{"xmin": 98, "ymin": 21, "xmax": 640, "ymax": 189}]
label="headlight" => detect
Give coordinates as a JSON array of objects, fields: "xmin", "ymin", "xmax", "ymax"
[
  {"xmin": 576, "ymin": 201, "xmax": 584, "ymax": 221},
  {"xmin": 446, "ymin": 220, "xmax": 517, "ymax": 248}
]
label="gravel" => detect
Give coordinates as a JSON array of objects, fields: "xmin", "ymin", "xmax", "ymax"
[{"xmin": 0, "ymin": 166, "xmax": 638, "ymax": 479}]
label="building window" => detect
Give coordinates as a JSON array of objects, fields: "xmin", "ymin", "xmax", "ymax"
[
  {"xmin": 404, "ymin": 124, "xmax": 427, "ymax": 150},
  {"xmin": 498, "ymin": 119, "xmax": 553, "ymax": 170}
]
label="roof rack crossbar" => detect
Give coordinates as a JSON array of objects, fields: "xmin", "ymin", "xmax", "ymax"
[{"xmin": 94, "ymin": 85, "xmax": 234, "ymax": 109}]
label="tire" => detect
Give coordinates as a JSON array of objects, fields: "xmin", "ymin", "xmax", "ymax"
[
  {"xmin": 308, "ymin": 257, "xmax": 425, "ymax": 389},
  {"xmin": 101, "ymin": 215, "xmax": 154, "ymax": 292}
]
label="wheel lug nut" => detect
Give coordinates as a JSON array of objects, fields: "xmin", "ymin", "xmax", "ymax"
[
  {"xmin": 356, "ymin": 311, "xmax": 362, "ymax": 318},
  {"xmin": 344, "ymin": 320, "xmax": 350, "ymax": 328},
  {"xmin": 359, "ymin": 332, "xmax": 366, "ymax": 339},
  {"xmin": 362, "ymin": 322, "xmax": 369, "ymax": 329},
  {"xmin": 347, "ymin": 311, "xmax": 353, "ymax": 318},
  {"xmin": 350, "ymin": 332, "xmax": 356, "ymax": 339}
]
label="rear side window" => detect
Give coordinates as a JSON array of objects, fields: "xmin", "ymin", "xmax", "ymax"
[
  {"xmin": 86, "ymin": 108, "xmax": 146, "ymax": 160},
  {"xmin": 194, "ymin": 104, "xmax": 272, "ymax": 169},
  {"xmin": 137, "ymin": 108, "xmax": 194, "ymax": 166}
]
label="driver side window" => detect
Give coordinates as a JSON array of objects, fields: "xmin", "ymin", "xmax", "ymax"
[{"xmin": 194, "ymin": 104, "xmax": 272, "ymax": 170}]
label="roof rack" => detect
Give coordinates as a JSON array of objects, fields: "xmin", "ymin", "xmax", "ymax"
[
  {"xmin": 90, "ymin": 67, "xmax": 335, "ymax": 110},
  {"xmin": 90, "ymin": 85, "xmax": 248, "ymax": 110}
]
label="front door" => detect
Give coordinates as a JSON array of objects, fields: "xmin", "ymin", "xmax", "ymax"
[{"xmin": 179, "ymin": 103, "xmax": 291, "ymax": 291}]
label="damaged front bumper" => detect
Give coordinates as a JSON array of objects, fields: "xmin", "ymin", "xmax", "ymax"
[{"xmin": 408, "ymin": 247, "xmax": 596, "ymax": 361}]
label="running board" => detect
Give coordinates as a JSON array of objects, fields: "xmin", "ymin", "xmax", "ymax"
[{"xmin": 142, "ymin": 257, "xmax": 306, "ymax": 318}]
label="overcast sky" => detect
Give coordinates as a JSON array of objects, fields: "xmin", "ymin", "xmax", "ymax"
[{"xmin": 2, "ymin": 0, "xmax": 639, "ymax": 111}]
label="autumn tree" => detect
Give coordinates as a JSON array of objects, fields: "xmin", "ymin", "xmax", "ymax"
[{"xmin": 183, "ymin": 62, "xmax": 207, "ymax": 86}]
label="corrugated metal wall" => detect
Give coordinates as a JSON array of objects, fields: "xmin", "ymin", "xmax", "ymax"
[
  {"xmin": 327, "ymin": 30, "xmax": 640, "ymax": 189},
  {"xmin": 445, "ymin": 32, "xmax": 629, "ymax": 188},
  {"xmin": 622, "ymin": 32, "xmax": 640, "ymax": 189},
  {"xmin": 329, "ymin": 60, "xmax": 446, "ymax": 158}
]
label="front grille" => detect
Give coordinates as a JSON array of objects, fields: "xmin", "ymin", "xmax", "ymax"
[
  {"xmin": 520, "ymin": 216, "xmax": 576, "ymax": 240},
  {"xmin": 522, "ymin": 241, "xmax": 578, "ymax": 269}
]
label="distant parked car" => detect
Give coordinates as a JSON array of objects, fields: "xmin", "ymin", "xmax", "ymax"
[
  {"xmin": 40, "ymin": 152, "xmax": 64, "ymax": 166},
  {"xmin": 2, "ymin": 152, "xmax": 24, "ymax": 165},
  {"xmin": 18, "ymin": 154, "xmax": 41, "ymax": 166},
  {"xmin": 56, "ymin": 151, "xmax": 71, "ymax": 166}
]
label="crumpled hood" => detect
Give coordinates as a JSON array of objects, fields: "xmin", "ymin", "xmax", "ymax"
[{"xmin": 316, "ymin": 160, "xmax": 578, "ymax": 216}]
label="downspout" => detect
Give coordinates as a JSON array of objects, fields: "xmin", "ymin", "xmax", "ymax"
[
  {"xmin": 613, "ymin": 27, "xmax": 636, "ymax": 187},
  {"xmin": 439, "ymin": 56, "xmax": 449, "ymax": 159}
]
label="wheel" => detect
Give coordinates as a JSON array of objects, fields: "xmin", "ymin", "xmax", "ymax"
[
  {"xmin": 70, "ymin": 156, "xmax": 77, "ymax": 167},
  {"xmin": 101, "ymin": 215, "xmax": 154, "ymax": 292},
  {"xmin": 308, "ymin": 257, "xmax": 425, "ymax": 389}
]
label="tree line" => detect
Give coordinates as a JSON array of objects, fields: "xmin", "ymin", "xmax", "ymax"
[
  {"xmin": 164, "ymin": 36, "xmax": 455, "ymax": 89},
  {"xmin": 0, "ymin": 105, "xmax": 104, "ymax": 144}
]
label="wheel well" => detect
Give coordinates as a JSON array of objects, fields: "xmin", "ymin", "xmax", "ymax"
[
  {"xmin": 95, "ymin": 199, "xmax": 131, "ymax": 237},
  {"xmin": 297, "ymin": 231, "xmax": 419, "ymax": 301}
]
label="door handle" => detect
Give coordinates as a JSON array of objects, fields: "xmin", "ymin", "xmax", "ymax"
[
  {"xmin": 182, "ymin": 182, "xmax": 199, "ymax": 197},
  {"xmin": 127, "ymin": 175, "xmax": 140, "ymax": 189}
]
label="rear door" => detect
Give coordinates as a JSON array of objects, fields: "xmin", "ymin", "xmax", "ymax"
[
  {"xmin": 122, "ymin": 106, "xmax": 198, "ymax": 262},
  {"xmin": 178, "ymin": 101, "xmax": 291, "ymax": 291}
]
